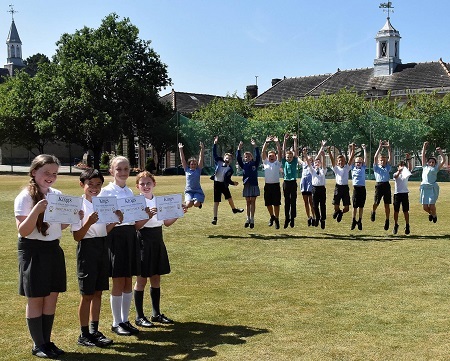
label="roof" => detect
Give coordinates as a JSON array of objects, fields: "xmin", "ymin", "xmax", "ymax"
[
  {"xmin": 255, "ymin": 60, "xmax": 450, "ymax": 105},
  {"xmin": 6, "ymin": 20, "xmax": 21, "ymax": 44},
  {"xmin": 160, "ymin": 90, "xmax": 224, "ymax": 114}
]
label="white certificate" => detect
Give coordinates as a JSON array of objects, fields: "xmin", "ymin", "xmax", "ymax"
[
  {"xmin": 155, "ymin": 194, "xmax": 184, "ymax": 221},
  {"xmin": 117, "ymin": 195, "xmax": 149, "ymax": 223},
  {"xmin": 92, "ymin": 196, "xmax": 120, "ymax": 224},
  {"xmin": 44, "ymin": 193, "xmax": 82, "ymax": 224}
]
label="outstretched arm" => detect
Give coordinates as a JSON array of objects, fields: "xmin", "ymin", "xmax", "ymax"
[
  {"xmin": 198, "ymin": 142, "xmax": 204, "ymax": 168},
  {"xmin": 275, "ymin": 136, "xmax": 282, "ymax": 162},
  {"xmin": 178, "ymin": 143, "xmax": 187, "ymax": 169},
  {"xmin": 374, "ymin": 139, "xmax": 383, "ymax": 165},
  {"xmin": 362, "ymin": 144, "xmax": 367, "ymax": 165},
  {"xmin": 386, "ymin": 140, "xmax": 392, "ymax": 164},
  {"xmin": 282, "ymin": 133, "xmax": 289, "ymax": 156},
  {"xmin": 315, "ymin": 140, "xmax": 327, "ymax": 161},
  {"xmin": 348, "ymin": 143, "xmax": 355, "ymax": 165},
  {"xmin": 328, "ymin": 146, "xmax": 335, "ymax": 167},
  {"xmin": 421, "ymin": 141, "xmax": 428, "ymax": 166},
  {"xmin": 405, "ymin": 153, "xmax": 412, "ymax": 171},
  {"xmin": 261, "ymin": 136, "xmax": 271, "ymax": 160},
  {"xmin": 292, "ymin": 134, "xmax": 298, "ymax": 158},
  {"xmin": 437, "ymin": 147, "xmax": 446, "ymax": 170}
]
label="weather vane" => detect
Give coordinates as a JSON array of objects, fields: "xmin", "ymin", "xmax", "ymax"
[
  {"xmin": 379, "ymin": 2, "xmax": 394, "ymax": 19},
  {"xmin": 8, "ymin": 4, "xmax": 17, "ymax": 20}
]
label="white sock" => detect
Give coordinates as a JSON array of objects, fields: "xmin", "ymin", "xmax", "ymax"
[
  {"xmin": 110, "ymin": 294, "xmax": 123, "ymax": 327},
  {"xmin": 121, "ymin": 292, "xmax": 133, "ymax": 323}
]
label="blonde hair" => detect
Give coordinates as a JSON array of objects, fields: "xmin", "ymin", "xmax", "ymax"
[
  {"xmin": 109, "ymin": 155, "xmax": 130, "ymax": 170},
  {"xmin": 136, "ymin": 170, "xmax": 156, "ymax": 185}
]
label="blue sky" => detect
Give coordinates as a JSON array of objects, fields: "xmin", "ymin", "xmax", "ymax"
[{"xmin": 2, "ymin": 1, "xmax": 449, "ymax": 97}]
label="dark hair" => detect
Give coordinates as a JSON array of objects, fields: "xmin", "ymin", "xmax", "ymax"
[
  {"xmin": 79, "ymin": 168, "xmax": 104, "ymax": 184},
  {"xmin": 28, "ymin": 154, "xmax": 61, "ymax": 236}
]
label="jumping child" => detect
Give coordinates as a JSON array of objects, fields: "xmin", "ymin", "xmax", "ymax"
[
  {"xmin": 282, "ymin": 133, "xmax": 299, "ymax": 228},
  {"xmin": 308, "ymin": 140, "xmax": 327, "ymax": 229},
  {"xmin": 349, "ymin": 144, "xmax": 367, "ymax": 230},
  {"xmin": 392, "ymin": 154, "xmax": 412, "ymax": 234},
  {"xmin": 300, "ymin": 147, "xmax": 315, "ymax": 227},
  {"xmin": 178, "ymin": 142, "xmax": 205, "ymax": 208}
]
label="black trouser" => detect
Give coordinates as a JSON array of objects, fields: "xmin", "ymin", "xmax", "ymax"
[
  {"xmin": 312, "ymin": 185, "xmax": 326, "ymax": 221},
  {"xmin": 283, "ymin": 180, "xmax": 297, "ymax": 220}
]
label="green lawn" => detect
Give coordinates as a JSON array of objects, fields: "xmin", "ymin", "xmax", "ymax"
[{"xmin": 1, "ymin": 174, "xmax": 449, "ymax": 360}]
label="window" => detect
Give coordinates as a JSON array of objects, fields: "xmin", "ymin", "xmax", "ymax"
[{"xmin": 380, "ymin": 42, "xmax": 387, "ymax": 57}]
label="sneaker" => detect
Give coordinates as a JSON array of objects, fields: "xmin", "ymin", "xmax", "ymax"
[
  {"xmin": 351, "ymin": 218, "xmax": 357, "ymax": 230},
  {"xmin": 320, "ymin": 220, "xmax": 326, "ymax": 229},
  {"xmin": 433, "ymin": 216, "xmax": 437, "ymax": 223},
  {"xmin": 314, "ymin": 218, "xmax": 319, "ymax": 227},
  {"xmin": 32, "ymin": 344, "xmax": 58, "ymax": 359},
  {"xmin": 250, "ymin": 221, "xmax": 254, "ymax": 229},
  {"xmin": 78, "ymin": 334, "xmax": 97, "ymax": 347},
  {"xmin": 307, "ymin": 217, "xmax": 313, "ymax": 227},
  {"xmin": 91, "ymin": 330, "xmax": 113, "ymax": 347},
  {"xmin": 111, "ymin": 323, "xmax": 131, "ymax": 336},
  {"xmin": 122, "ymin": 321, "xmax": 139, "ymax": 335},
  {"xmin": 244, "ymin": 221, "xmax": 250, "ymax": 228},
  {"xmin": 384, "ymin": 219, "xmax": 389, "ymax": 231},
  {"xmin": 332, "ymin": 211, "xmax": 339, "ymax": 219},
  {"xmin": 357, "ymin": 219, "xmax": 362, "ymax": 230},
  {"xmin": 274, "ymin": 218, "xmax": 280, "ymax": 229},
  {"xmin": 371, "ymin": 211, "xmax": 376, "ymax": 222},
  {"xmin": 290, "ymin": 218, "xmax": 295, "ymax": 228},
  {"xmin": 405, "ymin": 224, "xmax": 410, "ymax": 235},
  {"xmin": 46, "ymin": 342, "xmax": 64, "ymax": 356},
  {"xmin": 232, "ymin": 208, "xmax": 244, "ymax": 214},
  {"xmin": 284, "ymin": 219, "xmax": 290, "ymax": 229},
  {"xmin": 151, "ymin": 314, "xmax": 174, "ymax": 324},
  {"xmin": 268, "ymin": 215, "xmax": 275, "ymax": 226},
  {"xmin": 211, "ymin": 218, "xmax": 217, "ymax": 225},
  {"xmin": 429, "ymin": 214, "xmax": 433, "ymax": 222},
  {"xmin": 393, "ymin": 223, "xmax": 399, "ymax": 235},
  {"xmin": 135, "ymin": 316, "xmax": 154, "ymax": 328},
  {"xmin": 336, "ymin": 210, "xmax": 343, "ymax": 223}
]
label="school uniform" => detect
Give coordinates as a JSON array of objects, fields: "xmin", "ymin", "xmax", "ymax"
[
  {"xmin": 351, "ymin": 164, "xmax": 367, "ymax": 208},
  {"xmin": 236, "ymin": 147, "xmax": 261, "ymax": 198},
  {"xmin": 282, "ymin": 157, "xmax": 299, "ymax": 220},
  {"xmin": 263, "ymin": 158, "xmax": 281, "ymax": 206},
  {"xmin": 373, "ymin": 163, "xmax": 392, "ymax": 205},
  {"xmin": 184, "ymin": 166, "xmax": 205, "ymax": 203},
  {"xmin": 309, "ymin": 165, "xmax": 326, "ymax": 223},
  {"xmin": 300, "ymin": 161, "xmax": 313, "ymax": 194},
  {"xmin": 393, "ymin": 167, "xmax": 411, "ymax": 212},
  {"xmin": 420, "ymin": 165, "xmax": 440, "ymax": 204},
  {"xmin": 211, "ymin": 143, "xmax": 234, "ymax": 202},
  {"xmin": 332, "ymin": 164, "xmax": 351, "ymax": 207}
]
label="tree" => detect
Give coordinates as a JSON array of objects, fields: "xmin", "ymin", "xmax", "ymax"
[{"xmin": 23, "ymin": 53, "xmax": 50, "ymax": 77}]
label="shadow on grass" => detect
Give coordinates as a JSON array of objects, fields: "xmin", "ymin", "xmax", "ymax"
[
  {"xmin": 208, "ymin": 233, "xmax": 450, "ymax": 243},
  {"xmin": 62, "ymin": 322, "xmax": 268, "ymax": 361}
]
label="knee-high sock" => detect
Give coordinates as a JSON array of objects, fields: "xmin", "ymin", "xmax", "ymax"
[
  {"xmin": 134, "ymin": 290, "xmax": 145, "ymax": 319},
  {"xmin": 150, "ymin": 287, "xmax": 161, "ymax": 317},
  {"xmin": 41, "ymin": 314, "xmax": 54, "ymax": 344},
  {"xmin": 27, "ymin": 316, "xmax": 45, "ymax": 347},
  {"xmin": 110, "ymin": 294, "xmax": 123, "ymax": 327},
  {"xmin": 121, "ymin": 292, "xmax": 133, "ymax": 323}
]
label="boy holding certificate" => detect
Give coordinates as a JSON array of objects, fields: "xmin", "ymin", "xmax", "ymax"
[
  {"xmin": 72, "ymin": 169, "xmax": 122, "ymax": 347},
  {"xmin": 133, "ymin": 171, "xmax": 186, "ymax": 328}
]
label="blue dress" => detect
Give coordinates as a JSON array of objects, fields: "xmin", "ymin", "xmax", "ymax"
[{"xmin": 419, "ymin": 165, "xmax": 439, "ymax": 204}]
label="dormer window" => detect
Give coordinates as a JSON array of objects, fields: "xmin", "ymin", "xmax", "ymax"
[{"xmin": 380, "ymin": 42, "xmax": 387, "ymax": 57}]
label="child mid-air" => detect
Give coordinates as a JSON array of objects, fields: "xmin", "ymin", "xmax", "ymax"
[
  {"xmin": 420, "ymin": 141, "xmax": 446, "ymax": 223},
  {"xmin": 392, "ymin": 154, "xmax": 412, "ymax": 235},
  {"xmin": 371, "ymin": 140, "xmax": 393, "ymax": 231},
  {"xmin": 261, "ymin": 136, "xmax": 282, "ymax": 229},
  {"xmin": 211, "ymin": 136, "xmax": 243, "ymax": 225},
  {"xmin": 349, "ymin": 144, "xmax": 367, "ymax": 230},
  {"xmin": 236, "ymin": 139, "xmax": 261, "ymax": 228},
  {"xmin": 328, "ymin": 144, "xmax": 354, "ymax": 223},
  {"xmin": 282, "ymin": 133, "xmax": 299, "ymax": 228},
  {"xmin": 300, "ymin": 147, "xmax": 315, "ymax": 227},
  {"xmin": 308, "ymin": 140, "xmax": 327, "ymax": 229},
  {"xmin": 178, "ymin": 142, "xmax": 205, "ymax": 209}
]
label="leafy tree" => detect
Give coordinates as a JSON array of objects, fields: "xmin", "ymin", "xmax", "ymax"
[{"xmin": 23, "ymin": 53, "xmax": 50, "ymax": 77}]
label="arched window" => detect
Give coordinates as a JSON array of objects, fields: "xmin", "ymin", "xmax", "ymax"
[
  {"xmin": 10, "ymin": 44, "xmax": 15, "ymax": 58},
  {"xmin": 380, "ymin": 42, "xmax": 387, "ymax": 57},
  {"xmin": 16, "ymin": 45, "xmax": 21, "ymax": 58}
]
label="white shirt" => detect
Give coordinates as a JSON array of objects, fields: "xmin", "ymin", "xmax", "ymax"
[
  {"xmin": 71, "ymin": 196, "xmax": 107, "ymax": 238},
  {"xmin": 98, "ymin": 182, "xmax": 135, "ymax": 226},
  {"xmin": 14, "ymin": 187, "xmax": 63, "ymax": 241},
  {"xmin": 333, "ymin": 164, "xmax": 350, "ymax": 185},
  {"xmin": 308, "ymin": 165, "xmax": 326, "ymax": 186},
  {"xmin": 394, "ymin": 167, "xmax": 411, "ymax": 194},
  {"xmin": 141, "ymin": 196, "xmax": 164, "ymax": 228},
  {"xmin": 263, "ymin": 159, "xmax": 281, "ymax": 184}
]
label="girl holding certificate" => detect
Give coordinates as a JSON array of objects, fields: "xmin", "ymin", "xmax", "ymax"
[
  {"xmin": 98, "ymin": 156, "xmax": 140, "ymax": 336},
  {"xmin": 133, "ymin": 171, "xmax": 185, "ymax": 328},
  {"xmin": 14, "ymin": 154, "xmax": 67, "ymax": 358}
]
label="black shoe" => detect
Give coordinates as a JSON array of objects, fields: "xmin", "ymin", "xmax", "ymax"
[
  {"xmin": 351, "ymin": 218, "xmax": 357, "ymax": 230},
  {"xmin": 357, "ymin": 219, "xmax": 362, "ymax": 230},
  {"xmin": 244, "ymin": 221, "xmax": 249, "ymax": 228},
  {"xmin": 211, "ymin": 218, "xmax": 217, "ymax": 225},
  {"xmin": 320, "ymin": 220, "xmax": 326, "ymax": 229},
  {"xmin": 274, "ymin": 218, "xmax": 280, "ymax": 229},
  {"xmin": 290, "ymin": 218, "xmax": 295, "ymax": 228},
  {"xmin": 46, "ymin": 342, "xmax": 64, "ymax": 356},
  {"xmin": 78, "ymin": 334, "xmax": 97, "ymax": 347},
  {"xmin": 337, "ymin": 210, "xmax": 343, "ymax": 223},
  {"xmin": 250, "ymin": 222, "xmax": 254, "ymax": 229},
  {"xmin": 433, "ymin": 216, "xmax": 437, "ymax": 223},
  {"xmin": 371, "ymin": 211, "xmax": 376, "ymax": 222},
  {"xmin": 307, "ymin": 217, "xmax": 312, "ymax": 227},
  {"xmin": 122, "ymin": 321, "xmax": 139, "ymax": 335},
  {"xmin": 314, "ymin": 218, "xmax": 319, "ymax": 227},
  {"xmin": 284, "ymin": 219, "xmax": 290, "ymax": 229},
  {"xmin": 405, "ymin": 224, "xmax": 410, "ymax": 235},
  {"xmin": 332, "ymin": 211, "xmax": 339, "ymax": 219},
  {"xmin": 111, "ymin": 323, "xmax": 131, "ymax": 336},
  {"xmin": 135, "ymin": 316, "xmax": 154, "ymax": 328},
  {"xmin": 384, "ymin": 219, "xmax": 389, "ymax": 231},
  {"xmin": 151, "ymin": 314, "xmax": 174, "ymax": 324},
  {"xmin": 232, "ymin": 208, "xmax": 244, "ymax": 214},
  {"xmin": 429, "ymin": 214, "xmax": 433, "ymax": 222},
  {"xmin": 91, "ymin": 330, "xmax": 113, "ymax": 347},
  {"xmin": 268, "ymin": 215, "xmax": 275, "ymax": 226},
  {"xmin": 393, "ymin": 223, "xmax": 399, "ymax": 235},
  {"xmin": 32, "ymin": 344, "xmax": 58, "ymax": 359}
]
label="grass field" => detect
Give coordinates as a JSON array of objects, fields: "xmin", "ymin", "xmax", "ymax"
[{"xmin": 1, "ymin": 174, "xmax": 449, "ymax": 361}]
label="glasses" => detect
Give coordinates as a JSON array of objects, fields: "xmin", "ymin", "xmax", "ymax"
[{"xmin": 139, "ymin": 182, "xmax": 153, "ymax": 187}]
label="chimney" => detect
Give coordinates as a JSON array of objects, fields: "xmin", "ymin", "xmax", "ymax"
[
  {"xmin": 271, "ymin": 78, "xmax": 282, "ymax": 86},
  {"xmin": 246, "ymin": 85, "xmax": 258, "ymax": 99}
]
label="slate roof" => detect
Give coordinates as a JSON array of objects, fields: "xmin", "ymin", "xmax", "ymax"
[
  {"xmin": 7, "ymin": 20, "xmax": 21, "ymax": 43},
  {"xmin": 255, "ymin": 60, "xmax": 450, "ymax": 106},
  {"xmin": 160, "ymin": 91, "xmax": 224, "ymax": 114}
]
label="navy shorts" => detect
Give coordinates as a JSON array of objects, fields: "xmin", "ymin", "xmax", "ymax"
[{"xmin": 77, "ymin": 237, "xmax": 109, "ymax": 295}]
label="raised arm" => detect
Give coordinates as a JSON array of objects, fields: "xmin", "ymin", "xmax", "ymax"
[
  {"xmin": 292, "ymin": 134, "xmax": 298, "ymax": 157},
  {"xmin": 236, "ymin": 141, "xmax": 244, "ymax": 168},
  {"xmin": 261, "ymin": 136, "xmax": 271, "ymax": 160},
  {"xmin": 437, "ymin": 146, "xmax": 446, "ymax": 170},
  {"xmin": 178, "ymin": 143, "xmax": 187, "ymax": 169},
  {"xmin": 405, "ymin": 153, "xmax": 412, "ymax": 171},
  {"xmin": 315, "ymin": 140, "xmax": 327, "ymax": 161},
  {"xmin": 348, "ymin": 143, "xmax": 355, "ymax": 165},
  {"xmin": 362, "ymin": 144, "xmax": 368, "ymax": 165},
  {"xmin": 282, "ymin": 133, "xmax": 289, "ymax": 155},
  {"xmin": 213, "ymin": 136, "xmax": 219, "ymax": 160},
  {"xmin": 386, "ymin": 140, "xmax": 392, "ymax": 164},
  {"xmin": 198, "ymin": 142, "xmax": 204, "ymax": 168},
  {"xmin": 252, "ymin": 139, "xmax": 261, "ymax": 165},
  {"xmin": 274, "ymin": 136, "xmax": 282, "ymax": 162},
  {"xmin": 328, "ymin": 146, "xmax": 335, "ymax": 167},
  {"xmin": 374, "ymin": 139, "xmax": 383, "ymax": 165},
  {"xmin": 421, "ymin": 141, "xmax": 428, "ymax": 166}
]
